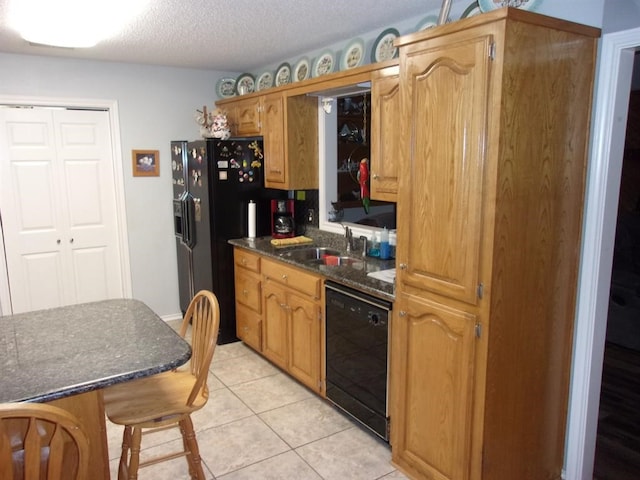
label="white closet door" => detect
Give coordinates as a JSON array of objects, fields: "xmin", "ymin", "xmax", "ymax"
[{"xmin": 0, "ymin": 107, "xmax": 124, "ymax": 313}]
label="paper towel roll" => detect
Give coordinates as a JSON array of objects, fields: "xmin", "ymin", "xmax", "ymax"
[{"xmin": 247, "ymin": 201, "xmax": 256, "ymax": 238}]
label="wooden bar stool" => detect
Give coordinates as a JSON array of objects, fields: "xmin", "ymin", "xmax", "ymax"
[{"xmin": 103, "ymin": 290, "xmax": 220, "ymax": 480}]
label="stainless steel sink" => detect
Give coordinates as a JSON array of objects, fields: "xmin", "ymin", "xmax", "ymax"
[
  {"xmin": 278, "ymin": 247, "xmax": 341, "ymax": 262},
  {"xmin": 279, "ymin": 246, "xmax": 385, "ymax": 272},
  {"xmin": 308, "ymin": 255, "xmax": 364, "ymax": 268}
]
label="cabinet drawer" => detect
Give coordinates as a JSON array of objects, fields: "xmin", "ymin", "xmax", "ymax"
[
  {"xmin": 234, "ymin": 248, "xmax": 261, "ymax": 273},
  {"xmin": 235, "ymin": 268, "xmax": 262, "ymax": 312},
  {"xmin": 262, "ymin": 258, "xmax": 322, "ymax": 300},
  {"xmin": 236, "ymin": 304, "xmax": 262, "ymax": 352}
]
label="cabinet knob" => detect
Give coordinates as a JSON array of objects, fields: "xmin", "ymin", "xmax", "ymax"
[
  {"xmin": 281, "ymin": 274, "xmax": 288, "ymax": 280},
  {"xmin": 372, "ymin": 174, "xmax": 379, "ymax": 180},
  {"xmin": 399, "ymin": 263, "xmax": 407, "ymax": 270},
  {"xmin": 56, "ymin": 239, "xmax": 61, "ymax": 244},
  {"xmin": 241, "ymin": 258, "xmax": 247, "ymax": 265},
  {"xmin": 242, "ymin": 289, "xmax": 249, "ymax": 296},
  {"xmin": 399, "ymin": 311, "xmax": 407, "ymax": 317}
]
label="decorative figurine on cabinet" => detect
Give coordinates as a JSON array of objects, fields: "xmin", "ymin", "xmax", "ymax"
[
  {"xmin": 195, "ymin": 106, "xmax": 231, "ymax": 140},
  {"xmin": 209, "ymin": 108, "xmax": 231, "ymax": 140}
]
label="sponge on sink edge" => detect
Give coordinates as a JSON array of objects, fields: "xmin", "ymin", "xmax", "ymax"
[{"xmin": 270, "ymin": 236, "xmax": 314, "ymax": 247}]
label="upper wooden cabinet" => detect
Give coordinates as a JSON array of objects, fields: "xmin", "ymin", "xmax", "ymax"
[
  {"xmin": 390, "ymin": 8, "xmax": 599, "ymax": 480},
  {"xmin": 262, "ymin": 93, "xmax": 286, "ymax": 184},
  {"xmin": 217, "ymin": 60, "xmax": 401, "ymax": 191},
  {"xmin": 370, "ymin": 65, "xmax": 400, "ymax": 202},
  {"xmin": 263, "ymin": 93, "xmax": 319, "ymax": 190},
  {"xmin": 226, "ymin": 96, "xmax": 262, "ymax": 136},
  {"xmin": 220, "ymin": 92, "xmax": 318, "ymax": 190},
  {"xmin": 400, "ymin": 33, "xmax": 489, "ymax": 307}
]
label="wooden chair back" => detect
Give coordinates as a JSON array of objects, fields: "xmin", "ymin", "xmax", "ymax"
[
  {"xmin": 178, "ymin": 290, "xmax": 220, "ymax": 407},
  {"xmin": 0, "ymin": 402, "xmax": 89, "ymax": 480}
]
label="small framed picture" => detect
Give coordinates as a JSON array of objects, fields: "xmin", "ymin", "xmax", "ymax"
[{"xmin": 132, "ymin": 149, "xmax": 159, "ymax": 177}]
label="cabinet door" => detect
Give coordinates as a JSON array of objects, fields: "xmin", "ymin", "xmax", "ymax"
[
  {"xmin": 262, "ymin": 281, "xmax": 289, "ymax": 370},
  {"xmin": 288, "ymin": 292, "xmax": 321, "ymax": 393},
  {"xmin": 233, "ymin": 97, "xmax": 262, "ymax": 136},
  {"xmin": 236, "ymin": 303, "xmax": 262, "ymax": 352},
  {"xmin": 397, "ymin": 33, "xmax": 493, "ymax": 305},
  {"xmin": 263, "ymin": 93, "xmax": 286, "ymax": 185},
  {"xmin": 391, "ymin": 293, "xmax": 476, "ymax": 480},
  {"xmin": 370, "ymin": 66, "xmax": 400, "ymax": 202}
]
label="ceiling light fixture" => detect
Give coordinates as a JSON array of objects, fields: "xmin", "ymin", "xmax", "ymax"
[{"xmin": 9, "ymin": 0, "xmax": 150, "ymax": 48}]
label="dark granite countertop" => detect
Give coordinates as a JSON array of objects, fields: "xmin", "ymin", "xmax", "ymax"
[
  {"xmin": 229, "ymin": 227, "xmax": 396, "ymax": 301},
  {"xmin": 0, "ymin": 299, "xmax": 191, "ymax": 403}
]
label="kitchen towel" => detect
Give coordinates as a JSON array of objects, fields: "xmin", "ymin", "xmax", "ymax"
[
  {"xmin": 366, "ymin": 268, "xmax": 396, "ymax": 284},
  {"xmin": 270, "ymin": 236, "xmax": 314, "ymax": 247}
]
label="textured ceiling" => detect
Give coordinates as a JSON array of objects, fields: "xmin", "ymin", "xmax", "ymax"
[{"xmin": 0, "ymin": 0, "xmax": 443, "ymax": 71}]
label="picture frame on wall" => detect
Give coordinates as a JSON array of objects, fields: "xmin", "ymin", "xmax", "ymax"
[{"xmin": 132, "ymin": 149, "xmax": 159, "ymax": 177}]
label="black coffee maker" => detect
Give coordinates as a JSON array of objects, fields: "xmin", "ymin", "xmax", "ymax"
[{"xmin": 271, "ymin": 199, "xmax": 295, "ymax": 238}]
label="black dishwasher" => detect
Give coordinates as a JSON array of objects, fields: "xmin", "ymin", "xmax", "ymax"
[{"xmin": 325, "ymin": 281, "xmax": 392, "ymax": 441}]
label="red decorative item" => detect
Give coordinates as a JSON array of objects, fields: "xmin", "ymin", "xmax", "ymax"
[{"xmin": 358, "ymin": 157, "xmax": 370, "ymax": 213}]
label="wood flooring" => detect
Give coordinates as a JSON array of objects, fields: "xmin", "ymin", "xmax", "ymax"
[{"xmin": 593, "ymin": 342, "xmax": 640, "ymax": 479}]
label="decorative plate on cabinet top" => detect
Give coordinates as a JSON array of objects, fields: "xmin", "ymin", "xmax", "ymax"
[
  {"xmin": 416, "ymin": 15, "xmax": 439, "ymax": 31},
  {"xmin": 371, "ymin": 28, "xmax": 400, "ymax": 63},
  {"xmin": 313, "ymin": 51, "xmax": 335, "ymax": 77},
  {"xmin": 294, "ymin": 57, "xmax": 310, "ymax": 82},
  {"xmin": 274, "ymin": 62, "xmax": 292, "ymax": 87},
  {"xmin": 478, "ymin": 0, "xmax": 543, "ymax": 12},
  {"xmin": 340, "ymin": 38, "xmax": 365, "ymax": 70},
  {"xmin": 235, "ymin": 73, "xmax": 255, "ymax": 95},
  {"xmin": 256, "ymin": 71, "xmax": 274, "ymax": 91},
  {"xmin": 216, "ymin": 77, "xmax": 236, "ymax": 99},
  {"xmin": 460, "ymin": 1, "xmax": 482, "ymax": 18}
]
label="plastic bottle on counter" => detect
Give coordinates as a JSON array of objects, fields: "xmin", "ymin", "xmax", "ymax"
[
  {"xmin": 368, "ymin": 231, "xmax": 380, "ymax": 257},
  {"xmin": 389, "ymin": 229, "xmax": 397, "ymax": 259},
  {"xmin": 380, "ymin": 227, "xmax": 390, "ymax": 260}
]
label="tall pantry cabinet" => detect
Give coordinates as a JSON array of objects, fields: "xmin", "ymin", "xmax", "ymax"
[{"xmin": 389, "ymin": 8, "xmax": 599, "ymax": 480}]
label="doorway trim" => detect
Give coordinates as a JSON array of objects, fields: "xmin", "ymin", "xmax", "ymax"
[
  {"xmin": 565, "ymin": 27, "xmax": 640, "ymax": 479},
  {"xmin": 0, "ymin": 95, "xmax": 132, "ymax": 314}
]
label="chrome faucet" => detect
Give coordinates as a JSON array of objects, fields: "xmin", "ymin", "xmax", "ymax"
[
  {"xmin": 344, "ymin": 226, "xmax": 353, "ymax": 252},
  {"xmin": 359, "ymin": 235, "xmax": 368, "ymax": 257}
]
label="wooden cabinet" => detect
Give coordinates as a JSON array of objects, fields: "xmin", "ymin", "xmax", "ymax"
[
  {"xmin": 219, "ymin": 92, "xmax": 318, "ymax": 190},
  {"xmin": 262, "ymin": 93, "xmax": 286, "ymax": 184},
  {"xmin": 392, "ymin": 294, "xmax": 477, "ymax": 480},
  {"xmin": 233, "ymin": 248, "xmax": 263, "ymax": 352},
  {"xmin": 263, "ymin": 93, "xmax": 319, "ymax": 190},
  {"xmin": 262, "ymin": 257, "xmax": 323, "ymax": 393},
  {"xmin": 390, "ymin": 9, "xmax": 599, "ymax": 480},
  {"xmin": 370, "ymin": 65, "xmax": 400, "ymax": 202},
  {"xmin": 226, "ymin": 96, "xmax": 262, "ymax": 136}
]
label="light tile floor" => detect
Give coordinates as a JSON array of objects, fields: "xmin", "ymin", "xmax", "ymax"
[{"xmin": 105, "ymin": 339, "xmax": 409, "ymax": 480}]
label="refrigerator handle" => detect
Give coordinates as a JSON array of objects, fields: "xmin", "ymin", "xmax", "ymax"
[{"xmin": 181, "ymin": 194, "xmax": 196, "ymax": 249}]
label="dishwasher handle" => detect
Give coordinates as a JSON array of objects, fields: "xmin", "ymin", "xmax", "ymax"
[{"xmin": 325, "ymin": 281, "xmax": 392, "ymax": 311}]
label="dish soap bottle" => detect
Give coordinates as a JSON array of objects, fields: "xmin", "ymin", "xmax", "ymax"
[
  {"xmin": 389, "ymin": 229, "xmax": 397, "ymax": 259},
  {"xmin": 380, "ymin": 227, "xmax": 390, "ymax": 260}
]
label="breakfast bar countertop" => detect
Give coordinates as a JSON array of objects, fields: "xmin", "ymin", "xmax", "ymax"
[
  {"xmin": 0, "ymin": 298, "xmax": 192, "ymax": 404},
  {"xmin": 229, "ymin": 228, "xmax": 395, "ymax": 301}
]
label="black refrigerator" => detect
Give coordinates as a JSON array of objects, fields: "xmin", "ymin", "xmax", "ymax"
[{"xmin": 171, "ymin": 138, "xmax": 284, "ymax": 344}]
